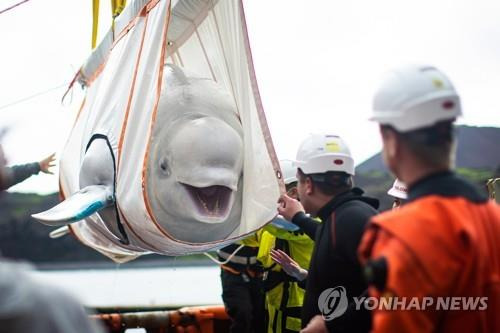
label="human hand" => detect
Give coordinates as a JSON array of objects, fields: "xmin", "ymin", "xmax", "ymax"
[
  {"xmin": 39, "ymin": 153, "xmax": 56, "ymax": 174},
  {"xmin": 300, "ymin": 315, "xmax": 328, "ymax": 333},
  {"xmin": 270, "ymin": 249, "xmax": 308, "ymax": 281},
  {"xmin": 277, "ymin": 193, "xmax": 305, "ymax": 221}
]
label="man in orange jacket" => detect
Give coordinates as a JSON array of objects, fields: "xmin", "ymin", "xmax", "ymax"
[{"xmin": 359, "ymin": 64, "xmax": 500, "ymax": 332}]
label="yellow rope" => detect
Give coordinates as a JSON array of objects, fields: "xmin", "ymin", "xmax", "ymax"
[
  {"xmin": 91, "ymin": 0, "xmax": 100, "ymax": 49},
  {"xmin": 111, "ymin": 0, "xmax": 127, "ymax": 18},
  {"xmin": 92, "ymin": 0, "xmax": 127, "ymax": 49},
  {"xmin": 110, "ymin": 0, "xmax": 126, "ymax": 40}
]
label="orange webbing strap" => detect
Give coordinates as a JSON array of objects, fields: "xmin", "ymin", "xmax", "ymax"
[
  {"xmin": 245, "ymin": 267, "xmax": 263, "ymax": 278},
  {"xmin": 61, "ymin": 68, "xmax": 83, "ymax": 103},
  {"xmin": 220, "ymin": 264, "xmax": 241, "ymax": 275},
  {"xmin": 221, "ymin": 264, "xmax": 263, "ymax": 279}
]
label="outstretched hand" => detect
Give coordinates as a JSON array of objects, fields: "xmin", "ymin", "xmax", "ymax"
[
  {"xmin": 277, "ymin": 193, "xmax": 305, "ymax": 221},
  {"xmin": 39, "ymin": 153, "xmax": 56, "ymax": 174},
  {"xmin": 270, "ymin": 249, "xmax": 308, "ymax": 281}
]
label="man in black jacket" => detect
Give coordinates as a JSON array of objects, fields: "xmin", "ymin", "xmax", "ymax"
[{"xmin": 277, "ymin": 134, "xmax": 379, "ymax": 333}]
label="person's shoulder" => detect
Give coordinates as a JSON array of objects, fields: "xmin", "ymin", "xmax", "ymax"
[
  {"xmin": 369, "ymin": 197, "xmax": 481, "ymax": 255},
  {"xmin": 371, "ymin": 198, "xmax": 434, "ymax": 228},
  {"xmin": 332, "ymin": 200, "xmax": 378, "ymax": 237},
  {"xmin": 336, "ymin": 197, "xmax": 379, "ymax": 221}
]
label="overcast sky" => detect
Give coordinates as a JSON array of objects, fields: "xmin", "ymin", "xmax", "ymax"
[{"xmin": 1, "ymin": 0, "xmax": 499, "ymax": 194}]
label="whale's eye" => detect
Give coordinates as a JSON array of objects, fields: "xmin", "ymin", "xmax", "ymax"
[{"xmin": 159, "ymin": 158, "xmax": 170, "ymax": 177}]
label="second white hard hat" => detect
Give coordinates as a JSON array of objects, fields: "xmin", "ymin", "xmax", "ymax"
[
  {"xmin": 387, "ymin": 178, "xmax": 408, "ymax": 200},
  {"xmin": 279, "ymin": 159, "xmax": 298, "ymax": 185},
  {"xmin": 370, "ymin": 64, "xmax": 462, "ymax": 132},
  {"xmin": 293, "ymin": 134, "xmax": 355, "ymax": 175}
]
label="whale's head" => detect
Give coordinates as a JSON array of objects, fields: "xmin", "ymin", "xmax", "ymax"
[{"xmin": 146, "ymin": 65, "xmax": 244, "ymax": 243}]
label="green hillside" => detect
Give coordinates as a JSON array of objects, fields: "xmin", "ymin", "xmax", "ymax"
[{"xmin": 354, "ymin": 168, "xmax": 498, "ymax": 211}]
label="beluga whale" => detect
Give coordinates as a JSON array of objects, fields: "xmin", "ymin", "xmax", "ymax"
[{"xmin": 31, "ymin": 0, "xmax": 282, "ymax": 261}]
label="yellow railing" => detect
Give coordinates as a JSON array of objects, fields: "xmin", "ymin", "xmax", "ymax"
[{"xmin": 486, "ymin": 178, "xmax": 500, "ymax": 201}]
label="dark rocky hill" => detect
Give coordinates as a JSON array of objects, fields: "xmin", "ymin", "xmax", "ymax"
[{"xmin": 357, "ymin": 125, "xmax": 500, "ymax": 173}]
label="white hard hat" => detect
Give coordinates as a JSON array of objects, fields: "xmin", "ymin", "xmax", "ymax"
[
  {"xmin": 279, "ymin": 159, "xmax": 298, "ymax": 185},
  {"xmin": 371, "ymin": 64, "xmax": 462, "ymax": 132},
  {"xmin": 293, "ymin": 134, "xmax": 355, "ymax": 175},
  {"xmin": 387, "ymin": 178, "xmax": 408, "ymax": 199}
]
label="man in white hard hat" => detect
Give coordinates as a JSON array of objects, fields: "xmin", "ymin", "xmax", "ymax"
[
  {"xmin": 278, "ymin": 134, "xmax": 379, "ymax": 333},
  {"xmin": 387, "ymin": 178, "xmax": 407, "ymax": 209},
  {"xmin": 359, "ymin": 64, "xmax": 500, "ymax": 332}
]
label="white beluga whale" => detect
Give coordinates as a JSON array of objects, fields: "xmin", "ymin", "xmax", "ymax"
[
  {"xmin": 31, "ymin": 0, "xmax": 282, "ymax": 261},
  {"xmin": 33, "ymin": 65, "xmax": 244, "ymax": 243}
]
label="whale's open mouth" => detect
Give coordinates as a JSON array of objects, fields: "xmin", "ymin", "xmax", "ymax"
[{"xmin": 182, "ymin": 184, "xmax": 233, "ymax": 222}]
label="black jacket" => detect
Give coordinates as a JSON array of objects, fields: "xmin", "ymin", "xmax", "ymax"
[{"xmin": 292, "ymin": 188, "xmax": 379, "ymax": 332}]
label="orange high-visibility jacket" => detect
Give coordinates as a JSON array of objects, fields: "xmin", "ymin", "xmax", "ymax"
[{"xmin": 359, "ymin": 171, "xmax": 500, "ymax": 333}]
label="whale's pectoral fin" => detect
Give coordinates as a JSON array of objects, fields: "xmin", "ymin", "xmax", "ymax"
[
  {"xmin": 49, "ymin": 226, "xmax": 70, "ymax": 239},
  {"xmin": 32, "ymin": 185, "xmax": 114, "ymax": 226}
]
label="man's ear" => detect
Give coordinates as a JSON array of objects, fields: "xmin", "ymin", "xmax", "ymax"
[
  {"xmin": 380, "ymin": 126, "xmax": 402, "ymax": 176},
  {"xmin": 287, "ymin": 187, "xmax": 298, "ymax": 200},
  {"xmin": 305, "ymin": 177, "xmax": 314, "ymax": 195},
  {"xmin": 381, "ymin": 127, "xmax": 399, "ymax": 160}
]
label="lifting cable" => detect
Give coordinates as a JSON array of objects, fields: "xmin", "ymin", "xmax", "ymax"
[
  {"xmin": 0, "ymin": 82, "xmax": 69, "ymax": 111},
  {"xmin": 0, "ymin": 0, "xmax": 31, "ymax": 15}
]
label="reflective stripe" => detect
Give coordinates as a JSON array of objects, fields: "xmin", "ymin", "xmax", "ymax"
[{"xmin": 217, "ymin": 250, "xmax": 257, "ymax": 265}]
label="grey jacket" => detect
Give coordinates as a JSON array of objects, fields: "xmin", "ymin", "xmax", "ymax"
[
  {"xmin": 0, "ymin": 259, "xmax": 104, "ymax": 333},
  {"xmin": 1, "ymin": 162, "xmax": 40, "ymax": 190}
]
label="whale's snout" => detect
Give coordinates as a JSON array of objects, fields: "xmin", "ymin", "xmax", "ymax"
[{"xmin": 170, "ymin": 116, "xmax": 243, "ymax": 224}]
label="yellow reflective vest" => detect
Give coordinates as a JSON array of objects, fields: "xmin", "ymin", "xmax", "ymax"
[{"xmin": 257, "ymin": 222, "xmax": 316, "ymax": 333}]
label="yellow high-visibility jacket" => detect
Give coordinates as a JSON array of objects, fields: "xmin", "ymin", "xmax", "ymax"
[{"xmin": 258, "ymin": 222, "xmax": 316, "ymax": 333}]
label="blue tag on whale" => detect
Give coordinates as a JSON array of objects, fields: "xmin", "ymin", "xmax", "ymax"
[{"xmin": 271, "ymin": 217, "xmax": 300, "ymax": 231}]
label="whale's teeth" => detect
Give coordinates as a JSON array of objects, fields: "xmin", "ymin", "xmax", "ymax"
[{"xmin": 195, "ymin": 189, "xmax": 222, "ymax": 216}]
